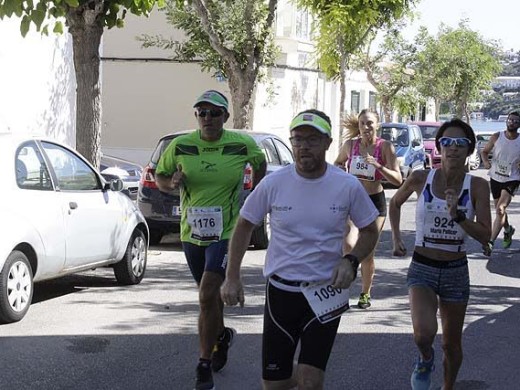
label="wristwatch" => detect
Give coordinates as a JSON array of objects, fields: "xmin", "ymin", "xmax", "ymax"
[
  {"xmin": 453, "ymin": 210, "xmax": 467, "ymax": 224},
  {"xmin": 343, "ymin": 254, "xmax": 359, "ymax": 280}
]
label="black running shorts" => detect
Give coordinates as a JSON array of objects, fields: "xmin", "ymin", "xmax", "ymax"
[
  {"xmin": 490, "ymin": 178, "xmax": 520, "ymax": 199},
  {"xmin": 262, "ymin": 280, "xmax": 341, "ymax": 381}
]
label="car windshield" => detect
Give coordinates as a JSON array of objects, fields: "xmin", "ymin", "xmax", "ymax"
[
  {"xmin": 381, "ymin": 127, "xmax": 409, "ymax": 147},
  {"xmin": 151, "ymin": 137, "xmax": 176, "ymax": 164},
  {"xmin": 419, "ymin": 126, "xmax": 439, "ymax": 140}
]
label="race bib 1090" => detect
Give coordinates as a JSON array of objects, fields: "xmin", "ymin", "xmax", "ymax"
[{"xmin": 301, "ymin": 280, "xmax": 350, "ymax": 323}]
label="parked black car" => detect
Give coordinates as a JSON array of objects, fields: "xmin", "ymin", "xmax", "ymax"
[{"xmin": 137, "ymin": 130, "xmax": 294, "ymax": 248}]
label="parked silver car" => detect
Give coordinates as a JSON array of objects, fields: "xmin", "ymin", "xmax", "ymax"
[
  {"xmin": 476, "ymin": 131, "xmax": 496, "ymax": 165},
  {"xmin": 100, "ymin": 154, "xmax": 142, "ymax": 201},
  {"xmin": 137, "ymin": 130, "xmax": 294, "ymax": 248}
]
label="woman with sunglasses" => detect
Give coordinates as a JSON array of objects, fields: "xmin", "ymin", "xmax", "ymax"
[
  {"xmin": 334, "ymin": 109, "xmax": 402, "ymax": 309},
  {"xmin": 389, "ymin": 118, "xmax": 491, "ymax": 390}
]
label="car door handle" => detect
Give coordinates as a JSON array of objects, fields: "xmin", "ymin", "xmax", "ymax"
[{"xmin": 69, "ymin": 202, "xmax": 78, "ymax": 210}]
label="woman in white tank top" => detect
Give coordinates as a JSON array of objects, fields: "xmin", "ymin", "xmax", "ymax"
[{"xmin": 389, "ymin": 119, "xmax": 491, "ymax": 390}]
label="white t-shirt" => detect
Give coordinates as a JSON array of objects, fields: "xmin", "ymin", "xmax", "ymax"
[{"xmin": 240, "ymin": 163, "xmax": 379, "ymax": 282}]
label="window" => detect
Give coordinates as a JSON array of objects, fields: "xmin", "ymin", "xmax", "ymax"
[
  {"xmin": 272, "ymin": 138, "xmax": 294, "ymax": 166},
  {"xmin": 369, "ymin": 92, "xmax": 377, "ymax": 112},
  {"xmin": 260, "ymin": 139, "xmax": 280, "ymax": 165},
  {"xmin": 42, "ymin": 142, "xmax": 101, "ymax": 191},
  {"xmin": 15, "ymin": 142, "xmax": 53, "ymax": 191},
  {"xmin": 295, "ymin": 9, "xmax": 310, "ymax": 40},
  {"xmin": 350, "ymin": 91, "xmax": 360, "ymax": 114}
]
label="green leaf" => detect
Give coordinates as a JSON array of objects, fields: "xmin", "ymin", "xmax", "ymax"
[
  {"xmin": 20, "ymin": 15, "xmax": 31, "ymax": 37},
  {"xmin": 64, "ymin": 0, "xmax": 80, "ymax": 7},
  {"xmin": 31, "ymin": 9, "xmax": 46, "ymax": 30},
  {"xmin": 53, "ymin": 21, "xmax": 64, "ymax": 34}
]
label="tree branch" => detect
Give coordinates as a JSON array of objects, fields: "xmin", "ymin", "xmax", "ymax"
[{"xmin": 191, "ymin": 0, "xmax": 239, "ymax": 71}]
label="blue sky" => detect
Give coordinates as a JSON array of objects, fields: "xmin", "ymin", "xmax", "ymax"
[{"xmin": 403, "ymin": 0, "xmax": 519, "ymax": 52}]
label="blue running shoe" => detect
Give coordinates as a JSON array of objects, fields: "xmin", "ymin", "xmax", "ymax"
[{"xmin": 411, "ymin": 349, "xmax": 435, "ymax": 390}]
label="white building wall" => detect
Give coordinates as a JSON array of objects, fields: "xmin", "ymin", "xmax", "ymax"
[{"xmin": 0, "ymin": 18, "xmax": 76, "ymax": 145}]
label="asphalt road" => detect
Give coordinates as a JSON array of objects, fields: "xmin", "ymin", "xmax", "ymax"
[{"xmin": 0, "ymin": 168, "xmax": 519, "ymax": 390}]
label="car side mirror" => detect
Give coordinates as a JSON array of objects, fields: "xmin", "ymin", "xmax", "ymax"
[{"xmin": 109, "ymin": 178, "xmax": 124, "ymax": 192}]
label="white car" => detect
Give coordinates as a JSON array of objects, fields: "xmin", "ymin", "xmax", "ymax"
[{"xmin": 0, "ymin": 133, "xmax": 149, "ymax": 323}]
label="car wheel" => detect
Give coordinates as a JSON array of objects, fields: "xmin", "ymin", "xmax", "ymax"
[
  {"xmin": 149, "ymin": 230, "xmax": 163, "ymax": 246},
  {"xmin": 0, "ymin": 250, "xmax": 33, "ymax": 324},
  {"xmin": 114, "ymin": 229, "xmax": 147, "ymax": 285},
  {"xmin": 250, "ymin": 214, "xmax": 270, "ymax": 250}
]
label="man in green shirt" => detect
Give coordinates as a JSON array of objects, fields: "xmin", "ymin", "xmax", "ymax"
[{"xmin": 155, "ymin": 90, "xmax": 266, "ymax": 390}]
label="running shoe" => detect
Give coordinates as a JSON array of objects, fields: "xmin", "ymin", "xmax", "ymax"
[
  {"xmin": 357, "ymin": 293, "xmax": 371, "ymax": 309},
  {"xmin": 211, "ymin": 327, "xmax": 236, "ymax": 372},
  {"xmin": 482, "ymin": 241, "xmax": 493, "ymax": 257},
  {"xmin": 411, "ymin": 349, "xmax": 435, "ymax": 390},
  {"xmin": 503, "ymin": 225, "xmax": 515, "ymax": 249},
  {"xmin": 195, "ymin": 360, "xmax": 214, "ymax": 390}
]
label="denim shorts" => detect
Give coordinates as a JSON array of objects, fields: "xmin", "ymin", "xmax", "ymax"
[{"xmin": 407, "ymin": 252, "xmax": 470, "ymax": 303}]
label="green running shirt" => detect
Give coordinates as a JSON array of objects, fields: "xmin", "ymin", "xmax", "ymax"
[{"xmin": 156, "ymin": 129, "xmax": 266, "ymax": 245}]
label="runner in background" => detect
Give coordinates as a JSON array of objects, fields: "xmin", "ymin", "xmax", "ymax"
[
  {"xmin": 334, "ymin": 109, "xmax": 402, "ymax": 309},
  {"xmin": 481, "ymin": 110, "xmax": 520, "ymax": 255}
]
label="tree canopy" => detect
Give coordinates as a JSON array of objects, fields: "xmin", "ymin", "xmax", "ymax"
[
  {"xmin": 295, "ymin": 0, "xmax": 417, "ymax": 140},
  {"xmin": 355, "ymin": 27, "xmax": 419, "ymax": 121},
  {"xmin": 141, "ymin": 0, "xmax": 279, "ymax": 129},
  {"xmin": 414, "ymin": 21, "xmax": 502, "ymax": 121}
]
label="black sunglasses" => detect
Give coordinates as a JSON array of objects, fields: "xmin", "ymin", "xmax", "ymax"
[{"xmin": 196, "ymin": 109, "xmax": 225, "ymax": 118}]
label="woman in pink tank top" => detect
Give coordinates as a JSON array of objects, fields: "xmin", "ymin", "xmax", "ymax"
[{"xmin": 334, "ymin": 109, "xmax": 402, "ymax": 309}]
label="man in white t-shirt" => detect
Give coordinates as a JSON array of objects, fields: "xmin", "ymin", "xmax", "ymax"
[
  {"xmin": 481, "ymin": 110, "xmax": 520, "ymax": 255},
  {"xmin": 221, "ymin": 109, "xmax": 380, "ymax": 390}
]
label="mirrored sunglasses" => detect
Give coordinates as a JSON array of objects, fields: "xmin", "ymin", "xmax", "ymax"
[
  {"xmin": 439, "ymin": 137, "xmax": 471, "ymax": 148},
  {"xmin": 196, "ymin": 109, "xmax": 225, "ymax": 118}
]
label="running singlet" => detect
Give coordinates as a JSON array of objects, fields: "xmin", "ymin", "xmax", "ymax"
[
  {"xmin": 415, "ymin": 169, "xmax": 475, "ymax": 253},
  {"xmin": 488, "ymin": 131, "xmax": 520, "ymax": 183},
  {"xmin": 347, "ymin": 138, "xmax": 386, "ymax": 181},
  {"xmin": 156, "ymin": 129, "xmax": 265, "ymax": 245}
]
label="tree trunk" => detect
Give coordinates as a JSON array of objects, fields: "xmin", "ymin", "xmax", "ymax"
[
  {"xmin": 381, "ymin": 96, "xmax": 392, "ymax": 122},
  {"xmin": 338, "ymin": 40, "xmax": 347, "ymax": 148},
  {"xmin": 434, "ymin": 98, "xmax": 441, "ymax": 121},
  {"xmin": 228, "ymin": 70, "xmax": 257, "ymax": 129},
  {"xmin": 66, "ymin": 3, "xmax": 104, "ymax": 168}
]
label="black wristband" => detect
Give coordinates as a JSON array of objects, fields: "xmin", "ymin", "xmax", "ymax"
[
  {"xmin": 453, "ymin": 210, "xmax": 466, "ymax": 224},
  {"xmin": 343, "ymin": 254, "xmax": 359, "ymax": 279}
]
